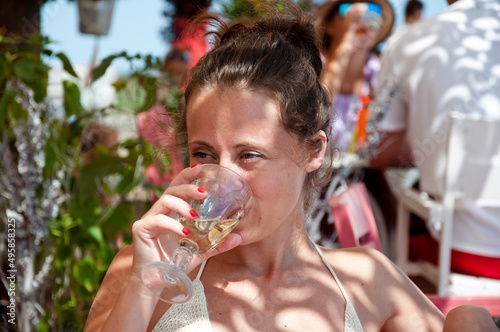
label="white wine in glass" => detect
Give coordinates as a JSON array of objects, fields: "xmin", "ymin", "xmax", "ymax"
[{"xmin": 178, "ymin": 217, "xmax": 240, "ymax": 254}]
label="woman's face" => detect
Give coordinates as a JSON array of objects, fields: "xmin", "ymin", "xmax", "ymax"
[
  {"xmin": 185, "ymin": 87, "xmax": 315, "ymax": 244},
  {"xmin": 326, "ymin": 3, "xmax": 380, "ymax": 50}
]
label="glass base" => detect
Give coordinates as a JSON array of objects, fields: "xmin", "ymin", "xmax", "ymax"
[{"xmin": 141, "ymin": 262, "xmax": 194, "ymax": 304}]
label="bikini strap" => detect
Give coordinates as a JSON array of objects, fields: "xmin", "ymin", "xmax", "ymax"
[
  {"xmin": 195, "ymin": 260, "xmax": 208, "ymax": 281},
  {"xmin": 312, "ymin": 242, "xmax": 352, "ymax": 303}
]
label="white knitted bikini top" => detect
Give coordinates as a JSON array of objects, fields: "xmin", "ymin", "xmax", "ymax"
[{"xmin": 153, "ymin": 243, "xmax": 364, "ymax": 332}]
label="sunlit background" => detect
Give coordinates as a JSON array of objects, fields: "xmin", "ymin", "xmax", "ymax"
[{"xmin": 41, "ymin": 0, "xmax": 448, "ymax": 74}]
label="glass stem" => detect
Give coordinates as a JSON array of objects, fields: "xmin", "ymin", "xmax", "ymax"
[{"xmin": 170, "ymin": 246, "xmax": 193, "ymax": 272}]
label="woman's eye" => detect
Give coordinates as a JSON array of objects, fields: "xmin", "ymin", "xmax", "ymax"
[
  {"xmin": 242, "ymin": 152, "xmax": 260, "ymax": 159},
  {"xmin": 192, "ymin": 151, "xmax": 209, "ymax": 159}
]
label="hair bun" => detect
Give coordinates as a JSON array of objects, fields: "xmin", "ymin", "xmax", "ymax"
[{"xmin": 197, "ymin": 2, "xmax": 323, "ymax": 78}]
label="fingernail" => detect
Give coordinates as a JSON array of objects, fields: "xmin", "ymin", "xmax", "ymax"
[
  {"xmin": 198, "ymin": 187, "xmax": 208, "ymax": 193},
  {"xmin": 189, "ymin": 209, "xmax": 199, "ymax": 217},
  {"xmin": 191, "ymin": 163, "xmax": 201, "ymax": 168},
  {"xmin": 182, "ymin": 227, "xmax": 191, "ymax": 235}
]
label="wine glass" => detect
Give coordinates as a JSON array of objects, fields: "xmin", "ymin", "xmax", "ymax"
[{"xmin": 141, "ymin": 164, "xmax": 252, "ymax": 304}]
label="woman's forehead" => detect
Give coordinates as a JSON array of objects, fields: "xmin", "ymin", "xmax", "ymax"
[
  {"xmin": 186, "ymin": 87, "xmax": 291, "ymax": 144},
  {"xmin": 187, "ymin": 86, "xmax": 279, "ymax": 116}
]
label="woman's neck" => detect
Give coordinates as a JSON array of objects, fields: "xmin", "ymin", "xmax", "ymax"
[{"xmin": 212, "ymin": 211, "xmax": 315, "ymax": 278}]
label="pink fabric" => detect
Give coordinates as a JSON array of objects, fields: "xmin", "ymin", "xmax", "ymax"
[
  {"xmin": 329, "ymin": 182, "xmax": 382, "ymax": 252},
  {"xmin": 137, "ymin": 104, "xmax": 184, "ymax": 186}
]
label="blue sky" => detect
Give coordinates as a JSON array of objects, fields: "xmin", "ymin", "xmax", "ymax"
[{"xmin": 41, "ymin": 0, "xmax": 449, "ymax": 73}]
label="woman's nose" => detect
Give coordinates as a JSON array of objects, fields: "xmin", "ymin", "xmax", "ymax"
[{"xmin": 218, "ymin": 158, "xmax": 240, "ymax": 174}]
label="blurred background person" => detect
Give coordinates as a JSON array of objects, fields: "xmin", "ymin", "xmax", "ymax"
[
  {"xmin": 405, "ymin": 0, "xmax": 424, "ymax": 25},
  {"xmin": 385, "ymin": 0, "xmax": 424, "ymax": 50},
  {"xmin": 313, "ymin": 0, "xmax": 397, "ymax": 251},
  {"xmin": 316, "ymin": 0, "xmax": 394, "ymax": 153},
  {"xmin": 369, "ymin": 0, "xmax": 500, "ymax": 278}
]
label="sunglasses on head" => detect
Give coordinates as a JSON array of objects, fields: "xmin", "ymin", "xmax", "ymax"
[
  {"xmin": 338, "ymin": 3, "xmax": 382, "ymax": 29},
  {"xmin": 339, "ymin": 3, "xmax": 382, "ymax": 17}
]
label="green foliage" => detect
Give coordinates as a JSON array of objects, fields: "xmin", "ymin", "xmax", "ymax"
[
  {"xmin": 0, "ymin": 35, "xmax": 180, "ymax": 330},
  {"xmin": 55, "ymin": 52, "xmax": 79, "ymax": 78},
  {"xmin": 0, "ymin": 36, "xmax": 50, "ymax": 103},
  {"xmin": 218, "ymin": 0, "xmax": 314, "ymax": 20}
]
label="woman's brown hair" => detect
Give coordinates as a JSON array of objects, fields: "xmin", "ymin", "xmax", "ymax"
[{"xmin": 174, "ymin": 1, "xmax": 335, "ymax": 212}]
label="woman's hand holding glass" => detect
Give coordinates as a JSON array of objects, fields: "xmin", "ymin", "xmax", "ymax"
[
  {"xmin": 133, "ymin": 164, "xmax": 251, "ymax": 304},
  {"xmin": 130, "ymin": 165, "xmax": 204, "ymax": 272}
]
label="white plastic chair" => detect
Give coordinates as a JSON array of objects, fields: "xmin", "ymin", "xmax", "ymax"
[{"xmin": 393, "ymin": 112, "xmax": 500, "ymax": 314}]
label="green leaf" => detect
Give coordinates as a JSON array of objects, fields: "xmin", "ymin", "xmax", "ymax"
[
  {"xmin": 56, "ymin": 52, "xmax": 78, "ymax": 78},
  {"xmin": 69, "ymin": 195, "xmax": 100, "ymax": 230},
  {"xmin": 101, "ymin": 203, "xmax": 133, "ymax": 239},
  {"xmin": 113, "ymin": 78, "xmax": 146, "ymax": 113},
  {"xmin": 27, "ymin": 35, "xmax": 52, "ymax": 48},
  {"xmin": 97, "ymin": 245, "xmax": 117, "ymax": 267},
  {"xmin": 37, "ymin": 316, "xmax": 51, "ymax": 332},
  {"xmin": 62, "ymin": 215, "xmax": 77, "ymax": 229},
  {"xmin": 56, "ymin": 243, "xmax": 72, "ymax": 262},
  {"xmin": 139, "ymin": 76, "xmax": 158, "ymax": 112},
  {"xmin": 73, "ymin": 257, "xmax": 99, "ymax": 292},
  {"xmin": 13, "ymin": 58, "xmax": 38, "ymax": 80},
  {"xmin": 75, "ymin": 154, "xmax": 118, "ymax": 202},
  {"xmin": 63, "ymin": 80, "xmax": 85, "ymax": 116},
  {"xmin": 29, "ymin": 76, "xmax": 49, "ymax": 102},
  {"xmin": 0, "ymin": 93, "xmax": 13, "ymax": 138},
  {"xmin": 91, "ymin": 51, "xmax": 126, "ymax": 82},
  {"xmin": 79, "ymin": 218, "xmax": 104, "ymax": 244},
  {"xmin": 12, "ymin": 57, "xmax": 49, "ymax": 101},
  {"xmin": 0, "ymin": 35, "xmax": 16, "ymax": 45},
  {"xmin": 6, "ymin": 98, "xmax": 27, "ymax": 123},
  {"xmin": 42, "ymin": 49, "xmax": 53, "ymax": 57},
  {"xmin": 92, "ymin": 55, "xmax": 116, "ymax": 81},
  {"xmin": 0, "ymin": 52, "xmax": 12, "ymax": 81},
  {"xmin": 116, "ymin": 170, "xmax": 136, "ymax": 195}
]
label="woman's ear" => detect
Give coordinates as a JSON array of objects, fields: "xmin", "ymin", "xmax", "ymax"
[{"xmin": 305, "ymin": 130, "xmax": 327, "ymax": 173}]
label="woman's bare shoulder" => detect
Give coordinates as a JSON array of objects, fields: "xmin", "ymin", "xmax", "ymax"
[
  {"xmin": 319, "ymin": 246, "xmax": 413, "ymax": 294},
  {"xmin": 319, "ymin": 246, "xmax": 444, "ymax": 330},
  {"xmin": 320, "ymin": 246, "xmax": 394, "ymax": 274}
]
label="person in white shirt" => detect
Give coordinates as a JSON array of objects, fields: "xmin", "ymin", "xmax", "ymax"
[{"xmin": 369, "ymin": 0, "xmax": 500, "ymax": 278}]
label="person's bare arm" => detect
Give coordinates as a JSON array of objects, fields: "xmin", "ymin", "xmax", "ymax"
[
  {"xmin": 321, "ymin": 11, "xmax": 357, "ymax": 100},
  {"xmin": 369, "ymin": 131, "xmax": 413, "ymax": 168},
  {"xmin": 322, "ymin": 40, "xmax": 354, "ymax": 100},
  {"xmin": 84, "ymin": 245, "xmax": 157, "ymax": 332},
  {"xmin": 369, "ymin": 249, "xmax": 444, "ymax": 331},
  {"xmin": 443, "ymin": 305, "xmax": 498, "ymax": 332}
]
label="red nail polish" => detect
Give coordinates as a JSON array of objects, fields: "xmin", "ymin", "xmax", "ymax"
[
  {"xmin": 198, "ymin": 187, "xmax": 208, "ymax": 193},
  {"xmin": 189, "ymin": 209, "xmax": 199, "ymax": 217},
  {"xmin": 182, "ymin": 227, "xmax": 191, "ymax": 235},
  {"xmin": 191, "ymin": 163, "xmax": 201, "ymax": 168}
]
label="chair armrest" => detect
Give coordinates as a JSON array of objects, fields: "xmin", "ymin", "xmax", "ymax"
[{"xmin": 399, "ymin": 188, "xmax": 444, "ymax": 225}]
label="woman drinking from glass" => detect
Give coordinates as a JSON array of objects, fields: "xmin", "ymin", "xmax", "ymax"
[{"xmin": 84, "ymin": 3, "xmax": 450, "ymax": 331}]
